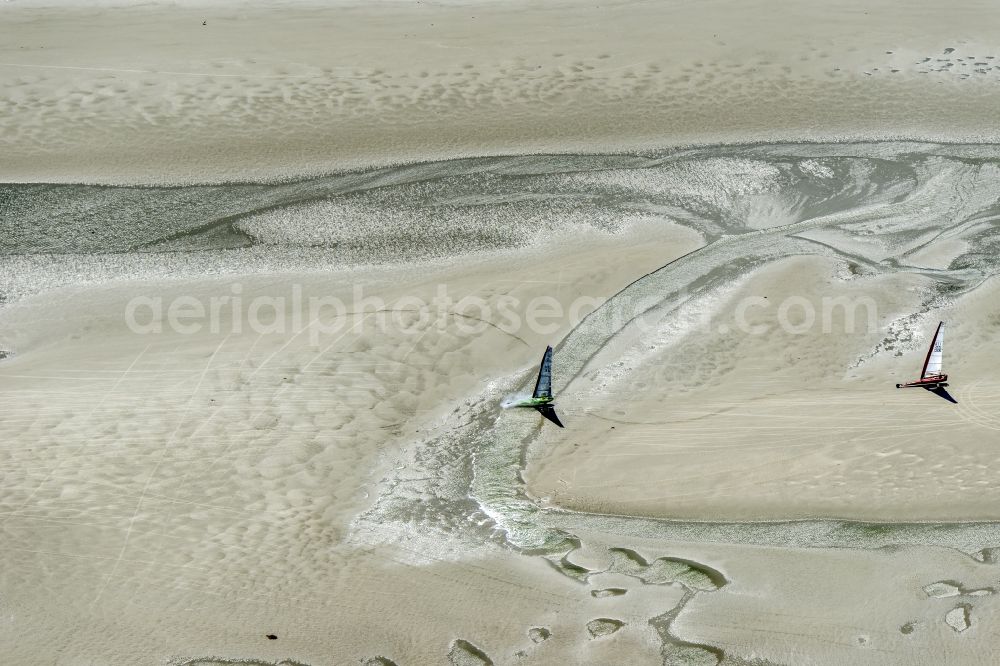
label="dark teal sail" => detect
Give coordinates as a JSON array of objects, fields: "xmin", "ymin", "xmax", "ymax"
[{"xmin": 533, "ymin": 346, "xmax": 554, "ymax": 400}]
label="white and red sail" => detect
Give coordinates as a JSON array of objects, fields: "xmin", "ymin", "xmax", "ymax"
[
  {"xmin": 896, "ymin": 321, "xmax": 948, "ymax": 389},
  {"xmin": 921, "ymin": 321, "xmax": 944, "ymax": 379}
]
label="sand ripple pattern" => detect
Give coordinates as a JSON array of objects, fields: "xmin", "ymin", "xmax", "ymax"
[{"xmin": 9, "ymin": 144, "xmax": 1000, "ymax": 664}]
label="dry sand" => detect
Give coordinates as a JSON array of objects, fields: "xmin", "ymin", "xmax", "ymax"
[
  {"xmin": 6, "ymin": 2, "xmax": 1000, "ymax": 665},
  {"xmin": 0, "ymin": 223, "xmax": 704, "ymax": 664},
  {"xmin": 6, "ymin": 0, "xmax": 1000, "ymax": 183},
  {"xmin": 526, "ymin": 256, "xmax": 1000, "ymax": 521}
]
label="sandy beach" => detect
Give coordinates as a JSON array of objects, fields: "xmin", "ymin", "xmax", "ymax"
[
  {"xmin": 5, "ymin": 2, "xmax": 1000, "ymax": 665},
  {"xmin": 6, "ymin": 1, "xmax": 1000, "ymax": 183}
]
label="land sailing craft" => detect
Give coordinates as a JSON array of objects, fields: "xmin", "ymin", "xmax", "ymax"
[
  {"xmin": 896, "ymin": 321, "xmax": 948, "ymax": 390},
  {"xmin": 510, "ymin": 346, "xmax": 564, "ymax": 427}
]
